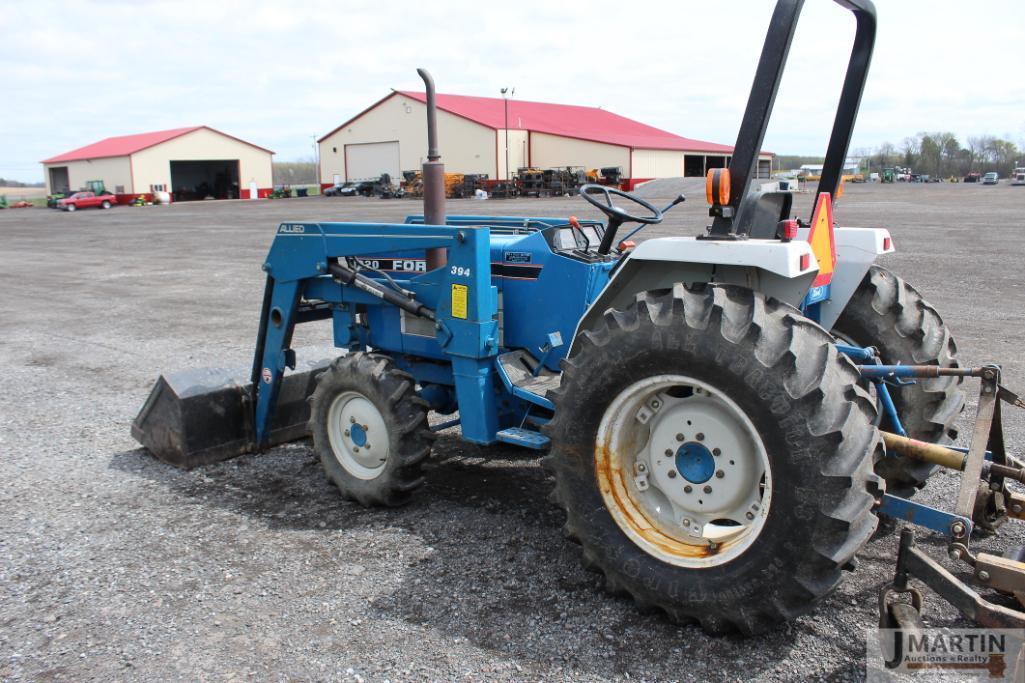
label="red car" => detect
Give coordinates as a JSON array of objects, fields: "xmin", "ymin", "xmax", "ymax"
[{"xmin": 57, "ymin": 191, "xmax": 117, "ymax": 212}]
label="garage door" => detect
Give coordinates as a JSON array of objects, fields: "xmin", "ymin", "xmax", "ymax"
[{"xmin": 346, "ymin": 141, "xmax": 400, "ymax": 182}]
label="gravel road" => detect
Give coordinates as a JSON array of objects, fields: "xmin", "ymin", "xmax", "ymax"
[{"xmin": 2, "ymin": 181, "xmax": 1024, "ymax": 681}]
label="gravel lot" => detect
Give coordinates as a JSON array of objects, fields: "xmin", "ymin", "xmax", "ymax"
[{"xmin": 2, "ymin": 181, "xmax": 1024, "ymax": 681}]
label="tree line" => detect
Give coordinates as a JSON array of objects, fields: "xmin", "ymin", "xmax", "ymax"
[
  {"xmin": 779, "ymin": 133, "xmax": 1023, "ymax": 179},
  {"xmin": 864, "ymin": 133, "xmax": 1022, "ymax": 178},
  {"xmin": 272, "ymin": 160, "xmax": 317, "ymax": 185},
  {"xmin": 0, "ymin": 178, "xmax": 44, "ymax": 188}
]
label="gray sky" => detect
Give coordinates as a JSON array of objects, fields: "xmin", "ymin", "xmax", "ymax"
[{"xmin": 3, "ymin": 0, "xmax": 1024, "ymax": 182}]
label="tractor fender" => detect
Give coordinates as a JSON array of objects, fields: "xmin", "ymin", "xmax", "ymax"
[
  {"xmin": 802, "ymin": 226, "xmax": 895, "ymax": 329},
  {"xmin": 571, "ymin": 236, "xmax": 817, "ymax": 354}
]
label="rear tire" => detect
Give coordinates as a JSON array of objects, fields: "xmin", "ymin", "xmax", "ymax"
[
  {"xmin": 544, "ymin": 284, "xmax": 881, "ymax": 634},
  {"xmin": 308, "ymin": 353, "xmax": 432, "ymax": 506},
  {"xmin": 101, "ymin": 200, "xmax": 111, "ymax": 209},
  {"xmin": 832, "ymin": 265, "xmax": 964, "ymax": 496}
]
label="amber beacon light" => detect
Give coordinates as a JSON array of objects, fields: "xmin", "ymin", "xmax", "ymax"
[{"xmin": 705, "ymin": 168, "xmax": 731, "ymax": 207}]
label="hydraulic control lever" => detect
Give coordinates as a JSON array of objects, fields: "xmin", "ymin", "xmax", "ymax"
[{"xmin": 660, "ymin": 193, "xmax": 686, "ymax": 214}]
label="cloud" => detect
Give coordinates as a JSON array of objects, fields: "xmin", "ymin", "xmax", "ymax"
[{"xmin": 2, "ymin": 0, "xmax": 1023, "ymax": 181}]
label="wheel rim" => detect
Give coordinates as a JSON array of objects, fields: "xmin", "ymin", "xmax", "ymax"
[
  {"xmin": 595, "ymin": 374, "xmax": 772, "ymax": 568},
  {"xmin": 325, "ymin": 391, "xmax": 390, "ymax": 480}
]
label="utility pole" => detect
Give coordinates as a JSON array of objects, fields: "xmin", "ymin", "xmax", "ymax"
[
  {"xmin": 501, "ymin": 87, "xmax": 514, "ymax": 183},
  {"xmin": 312, "ymin": 135, "xmax": 320, "ymax": 188}
]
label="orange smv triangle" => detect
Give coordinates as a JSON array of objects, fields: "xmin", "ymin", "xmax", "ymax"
[{"xmin": 806, "ymin": 192, "xmax": 836, "ymax": 287}]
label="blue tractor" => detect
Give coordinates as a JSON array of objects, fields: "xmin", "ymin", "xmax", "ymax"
[{"xmin": 135, "ymin": 0, "xmax": 1025, "ymax": 638}]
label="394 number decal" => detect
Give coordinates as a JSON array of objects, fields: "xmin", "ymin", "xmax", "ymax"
[{"xmin": 450, "ymin": 266, "xmax": 472, "ymax": 278}]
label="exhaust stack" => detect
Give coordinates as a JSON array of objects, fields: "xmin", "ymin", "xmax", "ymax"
[{"xmin": 417, "ymin": 68, "xmax": 447, "ymax": 269}]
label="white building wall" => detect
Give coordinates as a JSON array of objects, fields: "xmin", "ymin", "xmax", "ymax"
[
  {"xmin": 529, "ymin": 133, "xmax": 630, "ymax": 173},
  {"xmin": 319, "ymin": 94, "xmax": 497, "ymax": 182},
  {"xmin": 495, "ymin": 129, "xmax": 528, "ymax": 180},
  {"xmin": 631, "ymin": 149, "xmax": 686, "ymax": 178},
  {"xmin": 44, "ymin": 157, "xmax": 133, "ymax": 194},
  {"xmin": 131, "ymin": 127, "xmax": 273, "ymax": 194}
]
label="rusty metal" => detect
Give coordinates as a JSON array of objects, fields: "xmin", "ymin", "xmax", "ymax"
[
  {"xmin": 1000, "ymin": 385, "xmax": 1025, "ymax": 410},
  {"xmin": 956, "ymin": 368, "xmax": 1001, "ymax": 519},
  {"xmin": 881, "ymin": 432, "xmax": 1025, "ymax": 487},
  {"xmin": 1008, "ymin": 492, "xmax": 1025, "ymax": 521},
  {"xmin": 881, "ymin": 432, "xmax": 965, "ymax": 470},
  {"xmin": 416, "ymin": 68, "xmax": 447, "ymax": 270},
  {"xmin": 989, "ymin": 463, "xmax": 1025, "ymax": 485},
  {"xmin": 973, "ymin": 481, "xmax": 1009, "ymax": 532},
  {"xmin": 890, "ymin": 529, "xmax": 1025, "ymax": 629},
  {"xmin": 974, "ymin": 552, "xmax": 1025, "ymax": 599}
]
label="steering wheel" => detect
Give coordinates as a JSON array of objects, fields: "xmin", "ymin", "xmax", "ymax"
[{"xmin": 578, "ymin": 184, "xmax": 663, "ymax": 254}]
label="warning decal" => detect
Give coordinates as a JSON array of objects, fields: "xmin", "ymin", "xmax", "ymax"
[{"xmin": 451, "ymin": 284, "xmax": 468, "ymax": 319}]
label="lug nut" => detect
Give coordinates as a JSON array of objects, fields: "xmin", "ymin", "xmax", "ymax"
[
  {"xmin": 746, "ymin": 512, "xmax": 755, "ymax": 520},
  {"xmin": 651, "ymin": 400, "xmax": 661, "ymax": 409},
  {"xmin": 363, "ymin": 424, "xmax": 369, "ymax": 431},
  {"xmin": 664, "ymin": 449, "xmax": 673, "ymax": 457},
  {"xmin": 715, "ymin": 470, "xmax": 725, "ymax": 479},
  {"xmin": 637, "ymin": 463, "xmax": 647, "ymax": 472},
  {"xmin": 703, "ymin": 485, "xmax": 712, "ymax": 494},
  {"xmin": 676, "ymin": 433, "xmax": 685, "ymax": 442},
  {"xmin": 684, "ymin": 485, "xmax": 693, "ymax": 493},
  {"xmin": 696, "ymin": 433, "xmax": 705, "ymax": 441},
  {"xmin": 712, "ymin": 448, "xmax": 721, "ymax": 456},
  {"xmin": 353, "ymin": 446, "xmax": 360, "ymax": 452},
  {"xmin": 682, "ymin": 519, "xmax": 691, "ymax": 527},
  {"xmin": 365, "ymin": 443, "xmax": 371, "ymax": 449},
  {"xmin": 350, "ymin": 416, "xmax": 356, "ymax": 424},
  {"xmin": 668, "ymin": 471, "xmax": 677, "ymax": 479},
  {"xmin": 344, "ymin": 429, "xmax": 350, "ymax": 437}
]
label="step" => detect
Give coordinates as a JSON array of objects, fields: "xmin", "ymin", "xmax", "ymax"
[{"xmin": 495, "ymin": 427, "xmax": 550, "ymax": 450}]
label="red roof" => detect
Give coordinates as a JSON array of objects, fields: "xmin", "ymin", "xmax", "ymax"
[
  {"xmin": 42, "ymin": 126, "xmax": 273, "ymax": 163},
  {"xmin": 322, "ymin": 91, "xmax": 737, "ymax": 154}
]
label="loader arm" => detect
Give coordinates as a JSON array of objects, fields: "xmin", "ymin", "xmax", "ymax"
[{"xmin": 250, "ymin": 221, "xmax": 499, "ymax": 450}]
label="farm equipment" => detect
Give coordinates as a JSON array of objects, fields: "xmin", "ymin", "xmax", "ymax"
[
  {"xmin": 46, "ymin": 192, "xmax": 69, "ymax": 208},
  {"xmin": 133, "ymin": 0, "xmax": 1025, "ymax": 635}
]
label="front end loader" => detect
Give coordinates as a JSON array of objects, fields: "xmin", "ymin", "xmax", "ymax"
[{"xmin": 133, "ymin": 0, "xmax": 1025, "ymax": 635}]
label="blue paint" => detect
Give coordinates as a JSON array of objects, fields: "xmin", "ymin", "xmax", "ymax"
[
  {"xmin": 251, "ymin": 214, "xmax": 618, "ymax": 450},
  {"xmin": 876, "ymin": 381, "xmax": 908, "ymax": 437},
  {"xmin": 834, "ymin": 344, "xmax": 909, "ymax": 437},
  {"xmin": 496, "ymin": 427, "xmax": 551, "ymax": 449},
  {"xmin": 876, "ymin": 493, "xmax": 973, "ymax": 537},
  {"xmin": 350, "ymin": 423, "xmax": 367, "ymax": 447},
  {"xmin": 858, "ymin": 365, "xmax": 924, "ymax": 380},
  {"xmin": 835, "ymin": 343, "xmax": 876, "ymax": 362},
  {"xmin": 676, "ymin": 442, "xmax": 715, "ymax": 484}
]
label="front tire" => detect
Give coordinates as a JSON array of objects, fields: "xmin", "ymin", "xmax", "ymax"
[
  {"xmin": 309, "ymin": 353, "xmax": 432, "ymax": 506},
  {"xmin": 544, "ymin": 284, "xmax": 881, "ymax": 634},
  {"xmin": 832, "ymin": 265, "xmax": 964, "ymax": 495},
  {"xmin": 65, "ymin": 204, "xmax": 76, "ymax": 212},
  {"xmin": 101, "ymin": 200, "xmax": 111, "ymax": 209}
]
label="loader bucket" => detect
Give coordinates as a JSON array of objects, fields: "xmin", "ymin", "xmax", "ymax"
[{"xmin": 131, "ymin": 357, "xmax": 330, "ymax": 469}]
